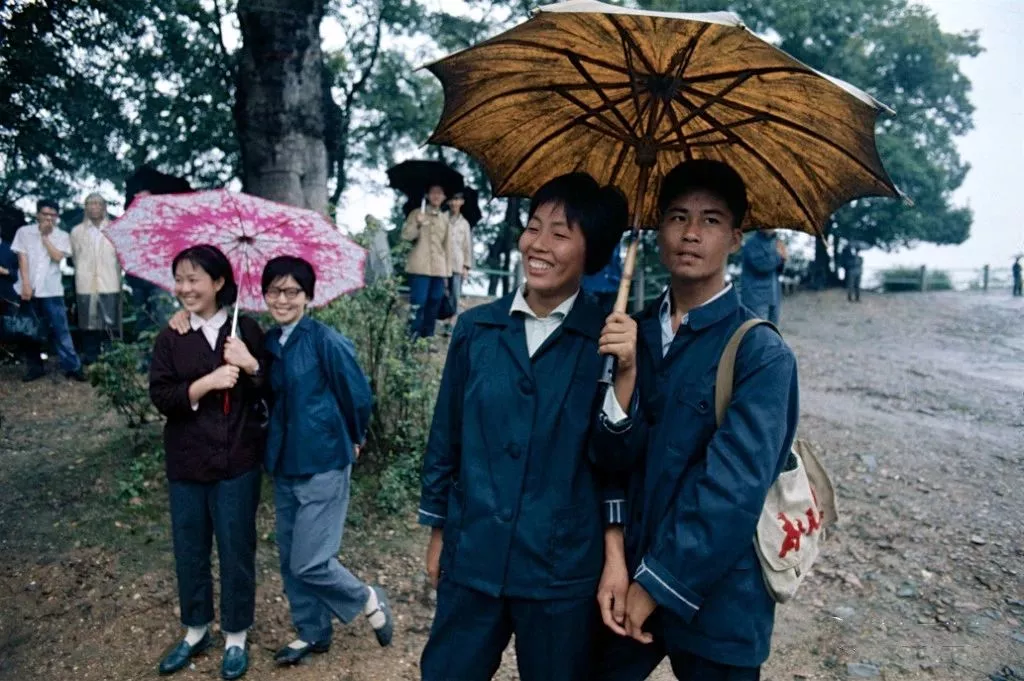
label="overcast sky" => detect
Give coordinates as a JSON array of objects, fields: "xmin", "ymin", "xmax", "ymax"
[{"xmin": 334, "ymin": 0, "xmax": 1024, "ymax": 274}]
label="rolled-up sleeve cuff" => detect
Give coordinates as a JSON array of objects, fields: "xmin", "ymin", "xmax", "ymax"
[
  {"xmin": 600, "ymin": 390, "xmax": 632, "ymax": 433},
  {"xmin": 603, "ymin": 498, "xmax": 626, "ymax": 526},
  {"xmin": 418, "ymin": 507, "xmax": 446, "ymax": 528},
  {"xmin": 634, "ymin": 555, "xmax": 702, "ymax": 623}
]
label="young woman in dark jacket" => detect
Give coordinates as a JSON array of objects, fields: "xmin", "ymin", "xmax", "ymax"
[{"xmin": 149, "ymin": 245, "xmax": 266, "ymax": 681}]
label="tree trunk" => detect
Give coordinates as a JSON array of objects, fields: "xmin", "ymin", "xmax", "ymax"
[{"xmin": 235, "ymin": 0, "xmax": 328, "ymax": 212}]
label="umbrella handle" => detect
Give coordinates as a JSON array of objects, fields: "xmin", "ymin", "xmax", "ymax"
[{"xmin": 598, "ymin": 235, "xmax": 640, "ymax": 387}]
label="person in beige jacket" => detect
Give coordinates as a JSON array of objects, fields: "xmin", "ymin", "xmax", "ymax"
[
  {"xmin": 70, "ymin": 193, "xmax": 122, "ymax": 364},
  {"xmin": 446, "ymin": 191, "xmax": 473, "ymax": 323},
  {"xmin": 402, "ymin": 184, "xmax": 451, "ymax": 339}
]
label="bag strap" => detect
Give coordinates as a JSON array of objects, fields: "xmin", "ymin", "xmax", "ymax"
[{"xmin": 714, "ymin": 318, "xmax": 779, "ymax": 426}]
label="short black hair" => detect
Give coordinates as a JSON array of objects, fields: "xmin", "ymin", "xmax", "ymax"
[
  {"xmin": 658, "ymin": 160, "xmax": 748, "ymax": 229},
  {"xmin": 528, "ymin": 173, "xmax": 628, "ymax": 275},
  {"xmin": 171, "ymin": 244, "xmax": 238, "ymax": 308},
  {"xmin": 37, "ymin": 199, "xmax": 59, "ymax": 213},
  {"xmin": 262, "ymin": 256, "xmax": 316, "ymax": 300}
]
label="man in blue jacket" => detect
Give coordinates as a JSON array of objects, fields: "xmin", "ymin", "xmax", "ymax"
[
  {"xmin": 740, "ymin": 229, "xmax": 786, "ymax": 324},
  {"xmin": 595, "ymin": 160, "xmax": 800, "ymax": 679}
]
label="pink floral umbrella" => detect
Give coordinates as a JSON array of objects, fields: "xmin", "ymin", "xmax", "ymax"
[{"xmin": 106, "ymin": 190, "xmax": 367, "ymax": 316}]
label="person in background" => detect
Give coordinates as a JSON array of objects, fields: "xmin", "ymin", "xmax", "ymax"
[
  {"xmin": 582, "ymin": 239, "xmax": 623, "ymax": 314},
  {"xmin": 846, "ymin": 247, "xmax": 864, "ymax": 303},
  {"xmin": 256, "ymin": 256, "xmax": 394, "ymax": 666},
  {"xmin": 70, "ymin": 193, "xmax": 122, "ymax": 364},
  {"xmin": 1012, "ymin": 256, "xmax": 1022, "ymax": 297},
  {"xmin": 418, "ymin": 173, "xmax": 630, "ymax": 681},
  {"xmin": 402, "ymin": 185, "xmax": 451, "ymax": 340},
  {"xmin": 11, "ymin": 199, "xmax": 85, "ymax": 382},
  {"xmin": 447, "ymin": 190, "xmax": 473, "ymax": 328},
  {"xmin": 149, "ymin": 245, "xmax": 266, "ymax": 680},
  {"xmin": 0, "ymin": 218, "xmax": 20, "ymax": 312},
  {"xmin": 740, "ymin": 229, "xmax": 785, "ymax": 324}
]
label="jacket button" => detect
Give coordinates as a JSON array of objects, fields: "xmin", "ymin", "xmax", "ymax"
[
  {"xmin": 506, "ymin": 443, "xmax": 521, "ymax": 459},
  {"xmin": 500, "ymin": 509, "xmax": 513, "ymax": 522},
  {"xmin": 698, "ymin": 400, "xmax": 710, "ymax": 413},
  {"xmin": 518, "ymin": 378, "xmax": 534, "ymax": 395}
]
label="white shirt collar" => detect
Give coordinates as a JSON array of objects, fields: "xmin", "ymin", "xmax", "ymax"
[
  {"xmin": 510, "ymin": 286, "xmax": 579, "ymax": 321},
  {"xmin": 659, "ymin": 283, "xmax": 733, "ymax": 356},
  {"xmin": 190, "ymin": 308, "xmax": 228, "ymax": 332},
  {"xmin": 280, "ymin": 320, "xmax": 300, "ymax": 345}
]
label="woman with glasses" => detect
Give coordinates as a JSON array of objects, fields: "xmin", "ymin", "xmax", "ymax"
[{"xmin": 259, "ymin": 256, "xmax": 394, "ymax": 667}]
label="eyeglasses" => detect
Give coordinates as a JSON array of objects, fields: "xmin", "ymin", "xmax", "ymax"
[{"xmin": 265, "ymin": 286, "xmax": 304, "ymax": 301}]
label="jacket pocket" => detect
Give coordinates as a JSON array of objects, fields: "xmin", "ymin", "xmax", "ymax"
[{"xmin": 547, "ymin": 503, "xmax": 602, "ymax": 583}]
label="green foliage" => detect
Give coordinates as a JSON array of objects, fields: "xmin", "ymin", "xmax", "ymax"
[
  {"xmin": 0, "ymin": 0, "xmax": 238, "ymax": 205},
  {"xmin": 88, "ymin": 333, "xmax": 158, "ymax": 434},
  {"xmin": 925, "ymin": 269, "xmax": 953, "ymax": 291},
  {"xmin": 313, "ymin": 270, "xmax": 442, "ymax": 514},
  {"xmin": 114, "ymin": 446, "xmax": 164, "ymax": 504}
]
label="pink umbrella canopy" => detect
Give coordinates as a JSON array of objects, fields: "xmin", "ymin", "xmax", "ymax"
[{"xmin": 106, "ymin": 190, "xmax": 367, "ymax": 311}]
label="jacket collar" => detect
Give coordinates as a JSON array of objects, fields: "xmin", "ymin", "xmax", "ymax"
[
  {"xmin": 267, "ymin": 315, "xmax": 315, "ymax": 358},
  {"xmin": 477, "ymin": 289, "xmax": 602, "ymax": 340}
]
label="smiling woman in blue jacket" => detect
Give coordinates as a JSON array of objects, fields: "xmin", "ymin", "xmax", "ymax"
[
  {"xmin": 259, "ymin": 256, "xmax": 395, "ymax": 667},
  {"xmin": 418, "ymin": 173, "xmax": 630, "ymax": 681}
]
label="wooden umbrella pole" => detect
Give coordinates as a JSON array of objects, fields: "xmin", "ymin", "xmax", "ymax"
[{"xmin": 599, "ymin": 164, "xmax": 652, "ymax": 386}]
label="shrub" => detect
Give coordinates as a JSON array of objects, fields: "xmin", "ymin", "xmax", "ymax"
[
  {"xmin": 88, "ymin": 332, "xmax": 159, "ymax": 440},
  {"xmin": 925, "ymin": 269, "xmax": 953, "ymax": 291},
  {"xmin": 313, "ymin": 277, "xmax": 442, "ymax": 514},
  {"xmin": 881, "ymin": 267, "xmax": 953, "ymax": 292}
]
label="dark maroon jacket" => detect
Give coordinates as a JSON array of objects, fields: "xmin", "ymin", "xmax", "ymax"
[{"xmin": 149, "ymin": 316, "xmax": 267, "ymax": 482}]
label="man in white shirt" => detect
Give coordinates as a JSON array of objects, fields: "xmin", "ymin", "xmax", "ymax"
[
  {"xmin": 70, "ymin": 193, "xmax": 122, "ymax": 364},
  {"xmin": 12, "ymin": 199, "xmax": 84, "ymax": 382}
]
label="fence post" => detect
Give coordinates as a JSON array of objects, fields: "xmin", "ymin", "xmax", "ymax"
[
  {"xmin": 982, "ymin": 265, "xmax": 990, "ymax": 292},
  {"xmin": 919, "ymin": 265, "xmax": 927, "ymax": 292}
]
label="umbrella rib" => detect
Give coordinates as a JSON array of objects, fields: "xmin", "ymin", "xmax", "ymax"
[
  {"xmin": 555, "ymin": 88, "xmax": 638, "ymax": 142},
  {"xmin": 567, "ymin": 54, "xmax": 639, "ymax": 135},
  {"xmin": 680, "ymin": 65, "xmax": 815, "ymax": 85},
  {"xmin": 680, "ymin": 85, "xmax": 896, "ymax": 190},
  {"xmin": 608, "ymin": 144, "xmax": 632, "ymax": 186},
  {"xmin": 658, "ymin": 72, "xmax": 753, "ymax": 144},
  {"xmin": 685, "ymin": 116, "xmax": 764, "ymax": 142},
  {"xmin": 489, "ymin": 39, "xmax": 635, "ymax": 78},
  {"xmin": 607, "ymin": 15, "xmax": 658, "ymax": 75},
  {"xmin": 433, "ymin": 80, "xmax": 634, "ymax": 141},
  {"xmin": 662, "ymin": 104, "xmax": 693, "ymax": 159},
  {"xmin": 675, "ymin": 92, "xmax": 819, "ymax": 232}
]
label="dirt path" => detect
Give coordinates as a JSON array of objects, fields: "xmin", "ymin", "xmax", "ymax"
[{"xmin": 0, "ymin": 290, "xmax": 1021, "ymax": 681}]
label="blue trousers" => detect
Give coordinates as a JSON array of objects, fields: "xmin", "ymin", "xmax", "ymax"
[
  {"xmin": 748, "ymin": 303, "xmax": 780, "ymax": 326},
  {"xmin": 408, "ymin": 274, "xmax": 446, "ymax": 339},
  {"xmin": 168, "ymin": 468, "xmax": 261, "ymax": 632},
  {"xmin": 591, "ymin": 623, "xmax": 761, "ymax": 681},
  {"xmin": 421, "ymin": 579, "xmax": 595, "ymax": 681},
  {"xmin": 274, "ymin": 467, "xmax": 369, "ymax": 644},
  {"xmin": 23, "ymin": 296, "xmax": 81, "ymax": 373}
]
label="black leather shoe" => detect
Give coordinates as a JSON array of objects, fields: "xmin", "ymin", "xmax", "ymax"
[
  {"xmin": 22, "ymin": 367, "xmax": 45, "ymax": 383},
  {"xmin": 369, "ymin": 585, "xmax": 394, "ymax": 647},
  {"xmin": 273, "ymin": 640, "xmax": 330, "ymax": 666},
  {"xmin": 158, "ymin": 632, "xmax": 211, "ymax": 675},
  {"xmin": 221, "ymin": 646, "xmax": 248, "ymax": 680}
]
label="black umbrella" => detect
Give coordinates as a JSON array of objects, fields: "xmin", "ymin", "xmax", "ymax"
[
  {"xmin": 387, "ymin": 160, "xmax": 464, "ymax": 206},
  {"xmin": 450, "ymin": 186, "xmax": 483, "ymax": 229}
]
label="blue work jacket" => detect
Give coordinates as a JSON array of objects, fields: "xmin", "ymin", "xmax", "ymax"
[
  {"xmin": 419, "ymin": 293, "xmax": 623, "ymax": 601},
  {"xmin": 265, "ymin": 316, "xmax": 372, "ymax": 477},
  {"xmin": 740, "ymin": 232, "xmax": 783, "ymax": 309},
  {"xmin": 595, "ymin": 287, "xmax": 799, "ymax": 667}
]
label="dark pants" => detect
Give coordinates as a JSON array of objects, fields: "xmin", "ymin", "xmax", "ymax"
[
  {"xmin": 22, "ymin": 296, "xmax": 81, "ymax": 374},
  {"xmin": 274, "ymin": 467, "xmax": 368, "ymax": 644},
  {"xmin": 749, "ymin": 303, "xmax": 780, "ymax": 326},
  {"xmin": 80, "ymin": 330, "xmax": 111, "ymax": 365},
  {"xmin": 421, "ymin": 579, "xmax": 595, "ymax": 681},
  {"xmin": 1013, "ymin": 278, "xmax": 1022, "ymax": 297},
  {"xmin": 408, "ymin": 274, "xmax": 446, "ymax": 339},
  {"xmin": 168, "ymin": 468, "xmax": 261, "ymax": 633},
  {"xmin": 592, "ymin": 625, "xmax": 761, "ymax": 681},
  {"xmin": 847, "ymin": 271, "xmax": 862, "ymax": 302}
]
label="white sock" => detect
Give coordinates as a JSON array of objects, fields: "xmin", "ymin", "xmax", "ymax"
[
  {"xmin": 364, "ymin": 588, "xmax": 386, "ymax": 629},
  {"xmin": 185, "ymin": 625, "xmax": 208, "ymax": 646},
  {"xmin": 288, "ymin": 639, "xmax": 309, "ymax": 650},
  {"xmin": 224, "ymin": 630, "xmax": 247, "ymax": 650}
]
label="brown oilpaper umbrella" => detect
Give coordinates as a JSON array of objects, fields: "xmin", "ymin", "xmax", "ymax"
[{"xmin": 426, "ymin": 0, "xmax": 905, "ymax": 379}]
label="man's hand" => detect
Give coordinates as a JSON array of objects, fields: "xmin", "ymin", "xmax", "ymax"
[
  {"xmin": 425, "ymin": 527, "xmax": 443, "ymax": 588},
  {"xmin": 168, "ymin": 310, "xmax": 190, "ymax": 335},
  {"xmin": 224, "ymin": 337, "xmax": 259, "ymax": 374},
  {"xmin": 0, "ymin": 266, "xmax": 8, "ymax": 276},
  {"xmin": 353, "ymin": 444, "xmax": 361, "ymax": 461},
  {"xmin": 624, "ymin": 582, "xmax": 657, "ymax": 644},
  {"xmin": 20, "ymin": 282, "xmax": 32, "ymax": 301},
  {"xmin": 599, "ymin": 312, "xmax": 638, "ymax": 374},
  {"xmin": 597, "ymin": 550, "xmax": 629, "ymax": 636}
]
